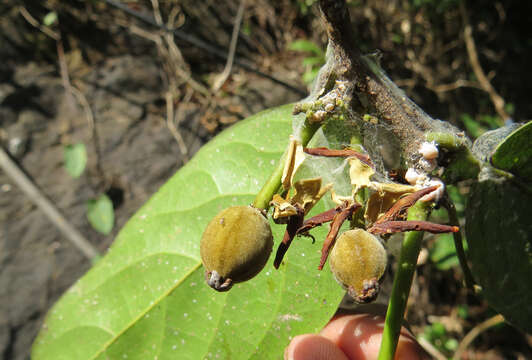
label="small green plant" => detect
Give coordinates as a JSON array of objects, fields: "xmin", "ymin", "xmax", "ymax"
[
  {"xmin": 42, "ymin": 11, "xmax": 58, "ymax": 26},
  {"xmin": 63, "ymin": 143, "xmax": 115, "ymax": 234},
  {"xmin": 419, "ymin": 322, "xmax": 459, "ymax": 355},
  {"xmin": 86, "ymin": 194, "xmax": 114, "ymax": 235},
  {"xmin": 63, "ymin": 143, "xmax": 87, "ymax": 178}
]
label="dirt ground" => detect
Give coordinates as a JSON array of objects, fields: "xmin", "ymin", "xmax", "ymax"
[
  {"xmin": 1, "ymin": 1, "xmax": 531, "ymax": 359},
  {"xmin": 0, "ymin": 52, "xmax": 303, "ymax": 358}
]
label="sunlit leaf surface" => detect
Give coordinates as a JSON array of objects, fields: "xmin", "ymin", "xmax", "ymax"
[
  {"xmin": 32, "ymin": 105, "xmax": 345, "ymax": 360},
  {"xmin": 491, "ymin": 121, "xmax": 532, "ymax": 180}
]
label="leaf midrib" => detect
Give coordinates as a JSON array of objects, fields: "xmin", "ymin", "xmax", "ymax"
[
  {"xmin": 200, "ymin": 254, "xmax": 291, "ymax": 359},
  {"xmin": 88, "ymin": 262, "xmax": 202, "ymax": 360}
]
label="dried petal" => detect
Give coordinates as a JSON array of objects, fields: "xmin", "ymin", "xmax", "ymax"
[
  {"xmin": 296, "ymin": 207, "xmax": 340, "ymax": 235},
  {"xmin": 292, "ymin": 178, "xmax": 332, "ymax": 214},
  {"xmin": 369, "ymin": 220, "xmax": 459, "ymax": 235},
  {"xmin": 304, "ymin": 147, "xmax": 373, "ymax": 167},
  {"xmin": 349, "ymin": 157, "xmax": 375, "ymax": 194},
  {"xmin": 364, "ymin": 183, "xmax": 417, "ymax": 224},
  {"xmin": 281, "ymin": 137, "xmax": 306, "ymax": 190},
  {"xmin": 270, "ymin": 194, "xmax": 298, "ymax": 223},
  {"xmin": 373, "ymin": 185, "xmax": 439, "ymax": 225}
]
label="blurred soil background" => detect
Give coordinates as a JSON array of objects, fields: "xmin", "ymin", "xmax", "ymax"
[{"xmin": 0, "ymin": 0, "xmax": 530, "ymax": 359}]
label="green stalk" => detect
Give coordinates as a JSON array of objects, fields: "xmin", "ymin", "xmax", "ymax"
[
  {"xmin": 443, "ymin": 196, "xmax": 476, "ymax": 293},
  {"xmin": 253, "ymin": 121, "xmax": 320, "ymax": 210},
  {"xmin": 425, "ymin": 132, "xmax": 481, "ymax": 183},
  {"xmin": 377, "ymin": 201, "xmax": 430, "ymax": 360}
]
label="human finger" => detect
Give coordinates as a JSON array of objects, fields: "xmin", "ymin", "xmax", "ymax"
[
  {"xmin": 284, "ymin": 334, "xmax": 349, "ymax": 360},
  {"xmin": 320, "ymin": 314, "xmax": 427, "ymax": 360}
]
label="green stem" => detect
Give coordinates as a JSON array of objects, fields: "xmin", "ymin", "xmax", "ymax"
[
  {"xmin": 425, "ymin": 132, "xmax": 481, "ymax": 183},
  {"xmin": 378, "ymin": 201, "xmax": 430, "ymax": 360},
  {"xmin": 253, "ymin": 121, "xmax": 320, "ymax": 210},
  {"xmin": 443, "ymin": 196, "xmax": 476, "ymax": 293}
]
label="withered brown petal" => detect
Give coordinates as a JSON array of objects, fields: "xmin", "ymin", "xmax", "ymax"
[{"xmin": 368, "ymin": 220, "xmax": 459, "ymax": 235}]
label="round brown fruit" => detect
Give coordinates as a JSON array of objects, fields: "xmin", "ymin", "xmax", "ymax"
[
  {"xmin": 200, "ymin": 205, "xmax": 273, "ymax": 291},
  {"xmin": 329, "ymin": 229, "xmax": 387, "ymax": 303}
]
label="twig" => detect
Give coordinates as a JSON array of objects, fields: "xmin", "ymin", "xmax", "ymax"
[
  {"xmin": 129, "ymin": 23, "xmax": 162, "ymax": 44},
  {"xmin": 430, "ymin": 79, "xmax": 481, "ymax": 93},
  {"xmin": 55, "ymin": 39, "xmax": 77, "ymax": 112},
  {"xmin": 148, "ymin": 0, "xmax": 207, "ymax": 153},
  {"xmin": 441, "ymin": 193, "xmax": 476, "ymax": 293},
  {"xmin": 315, "ymin": 0, "xmax": 468, "ymax": 163},
  {"xmin": 18, "ymin": 6, "xmax": 60, "ymax": 40},
  {"xmin": 20, "ymin": 5, "xmax": 106, "ymax": 181},
  {"xmin": 101, "ymin": 0, "xmax": 306, "ymax": 96},
  {"xmin": 460, "ymin": 2, "xmax": 511, "ymax": 121},
  {"xmin": 164, "ymin": 6, "xmax": 187, "ymax": 71},
  {"xmin": 396, "ymin": 78, "xmax": 481, "ymax": 93},
  {"xmin": 212, "ymin": 0, "xmax": 246, "ymax": 92},
  {"xmin": 0, "ymin": 147, "xmax": 99, "ymax": 260},
  {"xmin": 418, "ymin": 337, "xmax": 447, "ymax": 360},
  {"xmin": 69, "ymin": 85, "xmax": 105, "ymax": 180},
  {"xmin": 165, "ymin": 91, "xmax": 189, "ymax": 161},
  {"xmin": 19, "ymin": 7, "xmax": 75, "ymax": 114},
  {"xmin": 19, "ymin": 6, "xmax": 71, "ymax": 106},
  {"xmin": 129, "ymin": 3, "xmax": 211, "ymax": 97},
  {"xmin": 150, "ymin": 0, "xmax": 163, "ymax": 26},
  {"xmin": 454, "ymin": 314, "xmax": 505, "ymax": 359},
  {"xmin": 150, "ymin": 0, "xmax": 185, "ymax": 67}
]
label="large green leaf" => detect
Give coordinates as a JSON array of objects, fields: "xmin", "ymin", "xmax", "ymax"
[
  {"xmin": 491, "ymin": 121, "xmax": 532, "ymax": 180},
  {"xmin": 32, "ymin": 104, "xmax": 345, "ymax": 359},
  {"xmin": 466, "ymin": 176, "xmax": 532, "ymax": 333}
]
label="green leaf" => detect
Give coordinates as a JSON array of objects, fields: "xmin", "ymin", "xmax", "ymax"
[
  {"xmin": 288, "ymin": 39, "xmax": 323, "ymax": 56},
  {"xmin": 465, "ymin": 176, "xmax": 532, "ymax": 333},
  {"xmin": 87, "ymin": 194, "xmax": 114, "ymax": 235},
  {"xmin": 491, "ymin": 121, "xmax": 532, "ymax": 180},
  {"xmin": 444, "ymin": 338, "xmax": 458, "ymax": 351},
  {"xmin": 32, "ymin": 105, "xmax": 345, "ymax": 359},
  {"xmin": 430, "ymin": 322, "xmax": 446, "ymax": 338},
  {"xmin": 64, "ymin": 143, "xmax": 87, "ymax": 178},
  {"xmin": 43, "ymin": 11, "xmax": 58, "ymax": 26}
]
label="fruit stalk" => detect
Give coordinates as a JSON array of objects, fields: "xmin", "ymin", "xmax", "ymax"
[
  {"xmin": 442, "ymin": 195, "xmax": 476, "ymax": 293},
  {"xmin": 377, "ymin": 201, "xmax": 430, "ymax": 360},
  {"xmin": 253, "ymin": 121, "xmax": 321, "ymax": 210}
]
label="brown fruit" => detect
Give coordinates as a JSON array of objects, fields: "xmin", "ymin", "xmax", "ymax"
[
  {"xmin": 329, "ymin": 229, "xmax": 387, "ymax": 303},
  {"xmin": 200, "ymin": 205, "xmax": 273, "ymax": 291}
]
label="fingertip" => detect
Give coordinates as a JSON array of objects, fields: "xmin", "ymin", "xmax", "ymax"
[
  {"xmin": 395, "ymin": 335, "xmax": 429, "ymax": 360},
  {"xmin": 285, "ymin": 334, "xmax": 349, "ymax": 360},
  {"xmin": 319, "ymin": 314, "xmax": 427, "ymax": 360}
]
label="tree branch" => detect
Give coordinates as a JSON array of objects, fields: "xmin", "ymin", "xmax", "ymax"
[{"xmin": 313, "ymin": 0, "xmax": 469, "ymax": 174}]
